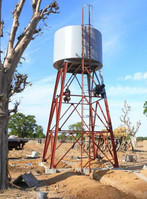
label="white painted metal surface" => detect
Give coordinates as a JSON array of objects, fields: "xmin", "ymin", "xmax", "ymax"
[{"xmin": 53, "ymin": 25, "xmax": 103, "ymax": 70}]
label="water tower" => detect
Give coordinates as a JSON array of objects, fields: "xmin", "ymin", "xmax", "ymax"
[{"xmin": 43, "ymin": 7, "xmax": 119, "ymax": 171}]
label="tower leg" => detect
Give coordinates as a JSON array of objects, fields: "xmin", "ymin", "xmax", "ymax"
[
  {"xmin": 98, "ymin": 70, "xmax": 119, "ymax": 167},
  {"xmin": 87, "ymin": 73, "xmax": 96, "ymax": 159},
  {"xmin": 42, "ymin": 62, "xmax": 68, "ymax": 168},
  {"xmin": 50, "ymin": 62, "xmax": 68, "ymax": 168},
  {"xmin": 104, "ymin": 98, "xmax": 119, "ymax": 167},
  {"xmin": 43, "ymin": 70, "xmax": 61, "ymax": 161}
]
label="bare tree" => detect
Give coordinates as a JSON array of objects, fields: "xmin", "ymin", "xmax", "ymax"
[
  {"xmin": 0, "ymin": 0, "xmax": 59, "ymax": 190},
  {"xmin": 120, "ymin": 101, "xmax": 141, "ymax": 151}
]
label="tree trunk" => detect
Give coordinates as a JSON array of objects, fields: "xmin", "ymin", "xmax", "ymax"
[
  {"xmin": 0, "ymin": 71, "xmax": 9, "ymax": 190},
  {"xmin": 130, "ymin": 136, "xmax": 136, "ymax": 152},
  {"xmin": 0, "ymin": 115, "xmax": 8, "ymax": 190}
]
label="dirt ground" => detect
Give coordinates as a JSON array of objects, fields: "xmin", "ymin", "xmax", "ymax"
[{"xmin": 0, "ymin": 140, "xmax": 147, "ymax": 199}]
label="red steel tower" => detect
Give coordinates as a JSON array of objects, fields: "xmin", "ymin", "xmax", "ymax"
[{"xmin": 43, "ymin": 7, "xmax": 119, "ymax": 171}]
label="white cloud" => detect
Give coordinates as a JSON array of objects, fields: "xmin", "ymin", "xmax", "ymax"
[
  {"xmin": 144, "ymin": 72, "xmax": 147, "ymax": 79},
  {"xmin": 124, "ymin": 72, "xmax": 147, "ymax": 81},
  {"xmin": 107, "ymin": 85, "xmax": 147, "ymax": 96},
  {"xmin": 124, "ymin": 75, "xmax": 132, "ymax": 80},
  {"xmin": 36, "ymin": 75, "xmax": 56, "ymax": 84},
  {"xmin": 134, "ymin": 72, "xmax": 143, "ymax": 80}
]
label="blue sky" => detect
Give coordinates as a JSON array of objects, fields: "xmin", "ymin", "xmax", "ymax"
[{"xmin": 2, "ymin": 0, "xmax": 147, "ymax": 136}]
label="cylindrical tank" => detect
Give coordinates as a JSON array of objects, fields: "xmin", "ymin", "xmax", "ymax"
[{"xmin": 53, "ymin": 25, "xmax": 103, "ymax": 72}]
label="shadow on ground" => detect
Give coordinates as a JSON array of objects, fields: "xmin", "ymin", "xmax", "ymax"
[
  {"xmin": 92, "ymin": 170, "xmax": 113, "ymax": 181},
  {"xmin": 38, "ymin": 171, "xmax": 77, "ymax": 187}
]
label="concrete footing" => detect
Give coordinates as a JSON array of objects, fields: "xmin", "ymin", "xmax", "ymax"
[{"xmin": 45, "ymin": 168, "xmax": 57, "ymax": 174}]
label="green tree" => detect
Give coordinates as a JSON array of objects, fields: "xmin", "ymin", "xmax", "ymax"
[
  {"xmin": 8, "ymin": 112, "xmax": 44, "ymax": 138},
  {"xmin": 69, "ymin": 122, "xmax": 83, "ymax": 139},
  {"xmin": 58, "ymin": 133, "xmax": 66, "ymax": 141},
  {"xmin": 143, "ymin": 101, "xmax": 147, "ymax": 117},
  {"xmin": 34, "ymin": 125, "xmax": 45, "ymax": 138}
]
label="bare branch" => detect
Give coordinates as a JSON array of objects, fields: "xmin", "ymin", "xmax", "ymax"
[
  {"xmin": 14, "ymin": 15, "xmax": 40, "ymax": 53},
  {"xmin": 35, "ymin": 0, "xmax": 42, "ymax": 14},
  {"xmin": 9, "ymin": 73, "xmax": 31, "ymax": 97},
  {"xmin": 41, "ymin": 0, "xmax": 59, "ymax": 17},
  {"xmin": 3, "ymin": 0, "xmax": 26, "ymax": 71},
  {"xmin": 14, "ymin": 1, "xmax": 58, "ymax": 55},
  {"xmin": 0, "ymin": 0, "xmax": 2, "ymax": 37},
  {"xmin": 0, "ymin": 20, "xmax": 4, "ymax": 37},
  {"xmin": 8, "ymin": 0, "xmax": 26, "ymax": 51},
  {"xmin": 4, "ymin": 15, "xmax": 40, "ymax": 73},
  {"xmin": 8, "ymin": 101, "xmax": 20, "ymax": 115},
  {"xmin": 133, "ymin": 121, "xmax": 141, "ymax": 136},
  {"xmin": 32, "ymin": 0, "xmax": 37, "ymax": 12},
  {"xmin": 120, "ymin": 101, "xmax": 131, "ymax": 130},
  {"xmin": 120, "ymin": 101, "xmax": 141, "ymax": 137}
]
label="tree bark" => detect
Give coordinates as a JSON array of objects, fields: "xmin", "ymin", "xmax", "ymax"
[
  {"xmin": 0, "ymin": 71, "xmax": 9, "ymax": 190},
  {"xmin": 0, "ymin": 116, "xmax": 8, "ymax": 190}
]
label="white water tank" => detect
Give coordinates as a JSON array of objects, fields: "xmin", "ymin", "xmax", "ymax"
[{"xmin": 53, "ymin": 25, "xmax": 103, "ymax": 72}]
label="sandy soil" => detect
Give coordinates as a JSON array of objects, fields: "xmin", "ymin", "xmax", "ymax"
[
  {"xmin": 0, "ymin": 140, "xmax": 147, "ymax": 199},
  {"xmin": 93, "ymin": 169, "xmax": 147, "ymax": 199}
]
